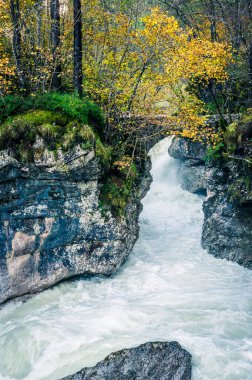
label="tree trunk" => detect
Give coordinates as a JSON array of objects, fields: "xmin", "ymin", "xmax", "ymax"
[
  {"xmin": 10, "ymin": 0, "xmax": 26, "ymax": 91},
  {"xmin": 50, "ymin": 0, "xmax": 61, "ymax": 91},
  {"xmin": 73, "ymin": 0, "xmax": 83, "ymax": 97},
  {"xmin": 248, "ymin": 42, "xmax": 252, "ymax": 100},
  {"xmin": 209, "ymin": 0, "xmax": 217, "ymax": 42},
  {"xmin": 36, "ymin": 0, "xmax": 43, "ymax": 47}
]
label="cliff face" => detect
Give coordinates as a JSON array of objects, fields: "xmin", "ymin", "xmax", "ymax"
[
  {"xmin": 0, "ymin": 145, "xmax": 152, "ymax": 304},
  {"xmin": 169, "ymin": 137, "xmax": 252, "ymax": 269}
]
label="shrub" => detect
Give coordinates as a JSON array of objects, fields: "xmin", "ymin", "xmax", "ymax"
[
  {"xmin": 99, "ymin": 159, "xmax": 138, "ymax": 217},
  {"xmin": 99, "ymin": 176, "xmax": 131, "ymax": 217},
  {"xmin": 205, "ymin": 142, "xmax": 225, "ymax": 162},
  {"xmin": 96, "ymin": 139, "xmax": 113, "ymax": 170}
]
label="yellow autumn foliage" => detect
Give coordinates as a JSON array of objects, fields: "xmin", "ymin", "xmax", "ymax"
[
  {"xmin": 0, "ymin": 0, "xmax": 15, "ymax": 94},
  {"xmin": 0, "ymin": 1, "xmax": 232, "ymax": 143},
  {"xmin": 80, "ymin": 3, "xmax": 231, "ymax": 142}
]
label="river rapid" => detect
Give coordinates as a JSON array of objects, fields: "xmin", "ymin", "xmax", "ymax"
[{"xmin": 0, "ymin": 138, "xmax": 252, "ymax": 380}]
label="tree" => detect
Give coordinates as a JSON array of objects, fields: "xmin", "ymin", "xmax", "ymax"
[
  {"xmin": 0, "ymin": 0, "xmax": 232, "ymax": 145},
  {"xmin": 73, "ymin": 0, "xmax": 83, "ymax": 96},
  {"xmin": 161, "ymin": 0, "xmax": 252, "ymax": 111},
  {"xmin": 50, "ymin": 0, "xmax": 61, "ymax": 90},
  {"xmin": 81, "ymin": 4, "xmax": 230, "ymax": 135},
  {"xmin": 9, "ymin": 0, "xmax": 25, "ymax": 90}
]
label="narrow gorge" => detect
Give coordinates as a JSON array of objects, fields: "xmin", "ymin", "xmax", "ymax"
[
  {"xmin": 0, "ymin": 138, "xmax": 251, "ymax": 380},
  {"xmin": 1, "ymin": 1, "xmax": 252, "ymax": 378}
]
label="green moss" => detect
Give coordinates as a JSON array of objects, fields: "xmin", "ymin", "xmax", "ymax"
[
  {"xmin": 0, "ymin": 110, "xmax": 101, "ymax": 162},
  {"xmin": 0, "ymin": 111, "xmax": 62, "ymax": 156},
  {"xmin": 204, "ymin": 142, "xmax": 225, "ymax": 163},
  {"xmin": 228, "ymin": 175, "xmax": 252, "ymax": 204},
  {"xmin": 99, "ymin": 176, "xmax": 132, "ymax": 218},
  {"xmin": 96, "ymin": 139, "xmax": 113, "ymax": 170},
  {"xmin": 99, "ymin": 159, "xmax": 138, "ymax": 218},
  {"xmin": 0, "ymin": 93, "xmax": 104, "ymax": 132},
  {"xmin": 61, "ymin": 121, "xmax": 95, "ymax": 151},
  {"xmin": 224, "ymin": 111, "xmax": 252, "ymax": 154}
]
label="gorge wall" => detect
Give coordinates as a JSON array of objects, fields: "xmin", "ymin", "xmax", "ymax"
[
  {"xmin": 0, "ymin": 145, "xmax": 152, "ymax": 304},
  {"xmin": 169, "ymin": 137, "xmax": 252, "ymax": 269},
  {"xmin": 1, "ymin": 133, "xmax": 251, "ymax": 305}
]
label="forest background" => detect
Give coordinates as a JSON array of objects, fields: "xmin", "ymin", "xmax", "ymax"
[{"xmin": 0, "ymin": 0, "xmax": 251, "ymax": 150}]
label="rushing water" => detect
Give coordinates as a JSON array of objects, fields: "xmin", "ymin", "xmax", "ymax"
[{"xmin": 0, "ymin": 138, "xmax": 252, "ymax": 380}]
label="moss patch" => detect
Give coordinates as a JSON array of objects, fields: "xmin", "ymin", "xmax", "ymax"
[
  {"xmin": 0, "ymin": 93, "xmax": 140, "ymax": 218},
  {"xmin": 99, "ymin": 176, "xmax": 134, "ymax": 218},
  {"xmin": 96, "ymin": 139, "xmax": 113, "ymax": 170},
  {"xmin": 0, "ymin": 109, "xmax": 109, "ymax": 163},
  {"xmin": 0, "ymin": 93, "xmax": 104, "ymax": 134},
  {"xmin": 99, "ymin": 160, "xmax": 138, "ymax": 218},
  {"xmin": 228, "ymin": 175, "xmax": 252, "ymax": 204},
  {"xmin": 224, "ymin": 111, "xmax": 252, "ymax": 154}
]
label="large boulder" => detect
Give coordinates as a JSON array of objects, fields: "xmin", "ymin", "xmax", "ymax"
[
  {"xmin": 61, "ymin": 341, "xmax": 192, "ymax": 380},
  {"xmin": 0, "ymin": 146, "xmax": 152, "ymax": 304}
]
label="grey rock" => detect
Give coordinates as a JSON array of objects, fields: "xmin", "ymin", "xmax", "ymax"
[
  {"xmin": 168, "ymin": 137, "xmax": 207, "ymax": 194},
  {"xmin": 61, "ymin": 341, "xmax": 192, "ymax": 380},
  {"xmin": 169, "ymin": 136, "xmax": 252, "ymax": 268},
  {"xmin": 0, "ymin": 147, "xmax": 152, "ymax": 304},
  {"xmin": 202, "ymin": 161, "xmax": 252, "ymax": 268},
  {"xmin": 168, "ymin": 137, "xmax": 206, "ymax": 162},
  {"xmin": 178, "ymin": 162, "xmax": 207, "ymax": 194}
]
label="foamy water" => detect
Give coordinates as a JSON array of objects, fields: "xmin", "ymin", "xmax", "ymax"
[{"xmin": 0, "ymin": 138, "xmax": 251, "ymax": 380}]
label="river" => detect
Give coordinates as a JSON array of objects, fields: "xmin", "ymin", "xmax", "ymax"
[{"xmin": 0, "ymin": 138, "xmax": 251, "ymax": 380}]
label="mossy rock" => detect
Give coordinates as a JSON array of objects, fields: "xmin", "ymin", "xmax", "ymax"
[
  {"xmin": 99, "ymin": 176, "xmax": 131, "ymax": 218},
  {"xmin": 99, "ymin": 161, "xmax": 138, "ymax": 218},
  {"xmin": 224, "ymin": 111, "xmax": 252, "ymax": 154},
  {"xmin": 228, "ymin": 175, "xmax": 252, "ymax": 204},
  {"xmin": 0, "ymin": 110, "xmax": 110, "ymax": 163},
  {"xmin": 0, "ymin": 93, "xmax": 105, "ymax": 133}
]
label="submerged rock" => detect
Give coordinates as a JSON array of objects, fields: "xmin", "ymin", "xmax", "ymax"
[
  {"xmin": 0, "ymin": 146, "xmax": 152, "ymax": 304},
  {"xmin": 61, "ymin": 341, "xmax": 192, "ymax": 380},
  {"xmin": 169, "ymin": 136, "xmax": 252, "ymax": 269}
]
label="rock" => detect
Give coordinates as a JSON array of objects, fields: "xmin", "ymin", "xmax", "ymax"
[
  {"xmin": 0, "ymin": 147, "xmax": 152, "ymax": 304},
  {"xmin": 202, "ymin": 160, "xmax": 252, "ymax": 268},
  {"xmin": 169, "ymin": 136, "xmax": 252, "ymax": 269},
  {"xmin": 168, "ymin": 137, "xmax": 207, "ymax": 194},
  {"xmin": 60, "ymin": 341, "xmax": 192, "ymax": 380},
  {"xmin": 168, "ymin": 137, "xmax": 206, "ymax": 162},
  {"xmin": 178, "ymin": 162, "xmax": 207, "ymax": 194}
]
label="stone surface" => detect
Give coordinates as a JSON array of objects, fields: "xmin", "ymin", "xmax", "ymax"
[
  {"xmin": 202, "ymin": 161, "xmax": 252, "ymax": 268},
  {"xmin": 0, "ymin": 146, "xmax": 152, "ymax": 304},
  {"xmin": 168, "ymin": 138, "xmax": 207, "ymax": 194},
  {"xmin": 178, "ymin": 161, "xmax": 207, "ymax": 194},
  {"xmin": 168, "ymin": 136, "xmax": 206, "ymax": 162},
  {"xmin": 61, "ymin": 341, "xmax": 192, "ymax": 380},
  {"xmin": 169, "ymin": 136, "xmax": 252, "ymax": 269}
]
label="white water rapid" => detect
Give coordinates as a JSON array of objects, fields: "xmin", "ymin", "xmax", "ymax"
[{"xmin": 0, "ymin": 138, "xmax": 252, "ymax": 380}]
